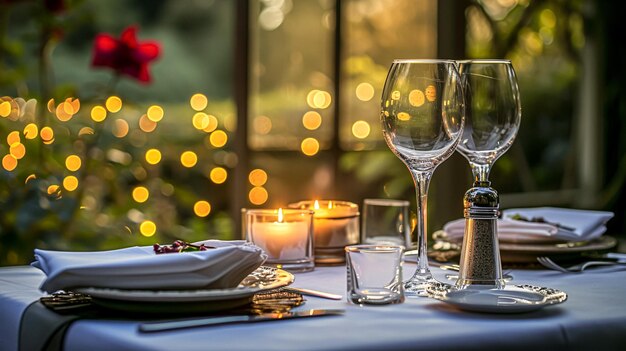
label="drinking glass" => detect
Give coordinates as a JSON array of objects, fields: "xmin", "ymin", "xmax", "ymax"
[
  {"xmin": 361, "ymin": 199, "xmax": 410, "ymax": 247},
  {"xmin": 381, "ymin": 59, "xmax": 465, "ymax": 296},
  {"xmin": 456, "ymin": 60, "xmax": 521, "ymax": 183},
  {"xmin": 346, "ymin": 244, "xmax": 405, "ymax": 305}
]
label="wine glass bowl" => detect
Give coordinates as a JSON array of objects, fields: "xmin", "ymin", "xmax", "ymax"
[
  {"xmin": 381, "ymin": 59, "xmax": 465, "ymax": 296},
  {"xmin": 382, "ymin": 62, "xmax": 464, "ymax": 172},
  {"xmin": 456, "ymin": 60, "xmax": 521, "ymax": 182}
]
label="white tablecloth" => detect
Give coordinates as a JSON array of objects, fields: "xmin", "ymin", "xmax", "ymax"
[{"xmin": 2, "ymin": 263, "xmax": 626, "ymax": 351}]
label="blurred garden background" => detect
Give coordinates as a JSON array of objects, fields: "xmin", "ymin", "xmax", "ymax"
[{"xmin": 0, "ymin": 0, "xmax": 624, "ymax": 265}]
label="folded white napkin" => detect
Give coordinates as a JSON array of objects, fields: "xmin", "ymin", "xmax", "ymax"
[
  {"xmin": 443, "ymin": 207, "xmax": 614, "ymax": 244},
  {"xmin": 32, "ymin": 240, "xmax": 267, "ymax": 293}
]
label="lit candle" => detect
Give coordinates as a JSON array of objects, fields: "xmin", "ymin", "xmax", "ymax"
[
  {"xmin": 288, "ymin": 200, "xmax": 359, "ymax": 264},
  {"xmin": 310, "ymin": 200, "xmax": 358, "ymax": 246},
  {"xmin": 251, "ymin": 208, "xmax": 309, "ymax": 260}
]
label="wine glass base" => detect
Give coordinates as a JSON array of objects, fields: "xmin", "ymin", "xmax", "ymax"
[{"xmin": 404, "ymin": 272, "xmax": 439, "ymax": 297}]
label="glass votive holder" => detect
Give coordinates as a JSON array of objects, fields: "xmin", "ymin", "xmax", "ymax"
[
  {"xmin": 243, "ymin": 208, "xmax": 315, "ymax": 272},
  {"xmin": 345, "ymin": 244, "xmax": 405, "ymax": 305},
  {"xmin": 288, "ymin": 200, "xmax": 359, "ymax": 265},
  {"xmin": 362, "ymin": 199, "xmax": 411, "ymax": 247}
]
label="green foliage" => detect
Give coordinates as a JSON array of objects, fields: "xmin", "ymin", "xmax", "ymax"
[{"xmin": 0, "ymin": 1, "xmax": 237, "ymax": 266}]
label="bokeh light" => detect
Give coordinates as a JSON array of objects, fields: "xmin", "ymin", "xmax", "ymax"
[
  {"xmin": 249, "ymin": 186, "xmax": 268, "ymax": 205},
  {"xmin": 391, "ymin": 91, "xmax": 401, "ymax": 100},
  {"xmin": 139, "ymin": 114, "xmax": 157, "ymax": 132},
  {"xmin": 25, "ymin": 174, "xmax": 36, "ymax": 184},
  {"xmin": 253, "ymin": 115, "xmax": 272, "ymax": 135},
  {"xmin": 23, "ymin": 124, "xmax": 38, "ymax": 139},
  {"xmin": 47, "ymin": 99, "xmax": 55, "ymax": 113},
  {"xmin": 140, "ymin": 220, "xmax": 157, "ymax": 237},
  {"xmin": 47, "ymin": 185, "xmax": 60, "ymax": 196},
  {"xmin": 132, "ymin": 186, "xmax": 150, "ymax": 203},
  {"xmin": 147, "ymin": 105, "xmax": 164, "ymax": 122},
  {"xmin": 259, "ymin": 6, "xmax": 284, "ymax": 31},
  {"xmin": 113, "ymin": 119, "xmax": 129, "ymax": 138},
  {"xmin": 203, "ymin": 114, "xmax": 219, "ymax": 133},
  {"xmin": 78, "ymin": 127, "xmax": 95, "ymax": 136},
  {"xmin": 63, "ymin": 176, "xmax": 79, "ymax": 191},
  {"xmin": 91, "ymin": 106, "xmax": 107, "ymax": 122},
  {"xmin": 352, "ymin": 120, "xmax": 371, "ymax": 139},
  {"xmin": 301, "ymin": 137, "xmax": 320, "ymax": 156},
  {"xmin": 409, "ymin": 89, "xmax": 425, "ymax": 107},
  {"xmin": 425, "ymin": 85, "xmax": 437, "ymax": 102},
  {"xmin": 180, "ymin": 151, "xmax": 198, "ymax": 168},
  {"xmin": 40, "ymin": 127, "xmax": 54, "ymax": 141},
  {"xmin": 69, "ymin": 98, "xmax": 80, "ymax": 112},
  {"xmin": 193, "ymin": 200, "xmax": 212, "ymax": 217},
  {"xmin": 65, "ymin": 155, "xmax": 82, "ymax": 172},
  {"xmin": 145, "ymin": 149, "xmax": 162, "ymax": 165},
  {"xmin": 397, "ymin": 112, "xmax": 411, "ymax": 121},
  {"xmin": 313, "ymin": 90, "xmax": 332, "ymax": 109},
  {"xmin": 7, "ymin": 131, "xmax": 20, "ymax": 146},
  {"xmin": 105, "ymin": 96, "xmax": 123, "ymax": 113},
  {"xmin": 540, "ymin": 8, "xmax": 557, "ymax": 28},
  {"xmin": 307, "ymin": 89, "xmax": 332, "ymax": 109},
  {"xmin": 9, "ymin": 143, "xmax": 25, "ymax": 159},
  {"xmin": 190, "ymin": 94, "xmax": 208, "ymax": 111},
  {"xmin": 209, "ymin": 167, "xmax": 228, "ymax": 184},
  {"xmin": 248, "ymin": 169, "xmax": 268, "ymax": 187},
  {"xmin": 55, "ymin": 102, "xmax": 74, "ymax": 122},
  {"xmin": 302, "ymin": 111, "xmax": 322, "ymax": 130},
  {"xmin": 209, "ymin": 130, "xmax": 228, "ymax": 148},
  {"xmin": 0, "ymin": 101, "xmax": 11, "ymax": 117},
  {"xmin": 2, "ymin": 155, "xmax": 17, "ymax": 171},
  {"xmin": 192, "ymin": 112, "xmax": 210, "ymax": 130},
  {"xmin": 355, "ymin": 82, "xmax": 375, "ymax": 101}
]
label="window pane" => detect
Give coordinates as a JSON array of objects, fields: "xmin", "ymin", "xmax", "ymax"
[
  {"xmin": 249, "ymin": 0, "xmax": 335, "ymax": 151},
  {"xmin": 340, "ymin": 0, "xmax": 437, "ymax": 150}
]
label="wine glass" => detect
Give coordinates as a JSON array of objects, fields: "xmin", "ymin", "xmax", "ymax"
[
  {"xmin": 456, "ymin": 60, "xmax": 521, "ymax": 184},
  {"xmin": 380, "ymin": 59, "xmax": 465, "ymax": 296}
]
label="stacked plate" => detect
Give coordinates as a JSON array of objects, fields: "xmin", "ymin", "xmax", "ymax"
[
  {"xmin": 442, "ymin": 207, "xmax": 615, "ymax": 262},
  {"xmin": 32, "ymin": 240, "xmax": 294, "ymax": 313}
]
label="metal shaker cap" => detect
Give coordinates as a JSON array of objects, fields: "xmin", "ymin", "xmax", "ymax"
[{"xmin": 463, "ymin": 181, "xmax": 499, "ymax": 218}]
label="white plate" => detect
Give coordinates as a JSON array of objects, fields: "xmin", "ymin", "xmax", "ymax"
[
  {"xmin": 426, "ymin": 283, "xmax": 567, "ymax": 313},
  {"xmin": 76, "ymin": 266, "xmax": 293, "ymax": 303}
]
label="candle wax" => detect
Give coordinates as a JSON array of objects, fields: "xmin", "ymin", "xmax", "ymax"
[{"xmin": 252, "ymin": 221, "xmax": 309, "ymax": 260}]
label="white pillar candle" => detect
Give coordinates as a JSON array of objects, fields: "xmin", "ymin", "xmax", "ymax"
[{"xmin": 251, "ymin": 208, "xmax": 309, "ymax": 260}]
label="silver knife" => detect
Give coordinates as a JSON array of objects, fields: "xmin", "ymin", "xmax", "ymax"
[
  {"xmin": 138, "ymin": 309, "xmax": 345, "ymax": 333},
  {"xmin": 283, "ymin": 287, "xmax": 343, "ymax": 300}
]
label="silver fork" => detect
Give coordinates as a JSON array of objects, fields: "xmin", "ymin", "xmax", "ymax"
[
  {"xmin": 439, "ymin": 264, "xmax": 513, "ymax": 281},
  {"xmin": 537, "ymin": 256, "xmax": 624, "ymax": 273}
]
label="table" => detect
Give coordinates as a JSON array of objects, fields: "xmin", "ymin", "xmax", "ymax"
[{"xmin": 2, "ymin": 264, "xmax": 626, "ymax": 351}]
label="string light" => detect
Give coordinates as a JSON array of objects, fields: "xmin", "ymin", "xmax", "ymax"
[{"xmin": 193, "ymin": 200, "xmax": 211, "ymax": 217}]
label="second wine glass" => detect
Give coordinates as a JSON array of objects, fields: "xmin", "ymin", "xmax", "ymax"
[
  {"xmin": 456, "ymin": 59, "xmax": 521, "ymax": 184},
  {"xmin": 380, "ymin": 59, "xmax": 465, "ymax": 296}
]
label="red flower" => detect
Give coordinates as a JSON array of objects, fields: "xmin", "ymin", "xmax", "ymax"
[{"xmin": 91, "ymin": 26, "xmax": 160, "ymax": 84}]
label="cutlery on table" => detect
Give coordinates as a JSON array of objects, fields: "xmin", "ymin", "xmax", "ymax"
[
  {"xmin": 282, "ymin": 287, "xmax": 342, "ymax": 300},
  {"xmin": 439, "ymin": 264, "xmax": 514, "ymax": 281},
  {"xmin": 537, "ymin": 256, "xmax": 626, "ymax": 273},
  {"xmin": 139, "ymin": 309, "xmax": 345, "ymax": 333}
]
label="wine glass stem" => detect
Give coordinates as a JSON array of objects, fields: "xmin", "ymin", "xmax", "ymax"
[
  {"xmin": 410, "ymin": 170, "xmax": 432, "ymax": 274},
  {"xmin": 471, "ymin": 162, "xmax": 491, "ymax": 183}
]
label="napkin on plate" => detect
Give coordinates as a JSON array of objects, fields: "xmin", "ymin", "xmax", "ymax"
[
  {"xmin": 32, "ymin": 240, "xmax": 267, "ymax": 293},
  {"xmin": 443, "ymin": 207, "xmax": 614, "ymax": 244}
]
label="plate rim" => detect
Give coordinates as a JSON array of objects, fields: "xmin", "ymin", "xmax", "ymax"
[
  {"xmin": 426, "ymin": 283, "xmax": 567, "ymax": 313},
  {"xmin": 75, "ymin": 266, "xmax": 294, "ymax": 302}
]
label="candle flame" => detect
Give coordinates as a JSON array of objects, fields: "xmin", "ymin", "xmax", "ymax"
[
  {"xmin": 314, "ymin": 200, "xmax": 320, "ymax": 210},
  {"xmin": 328, "ymin": 200, "xmax": 333, "ymax": 209},
  {"xmin": 277, "ymin": 208, "xmax": 284, "ymax": 223}
]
